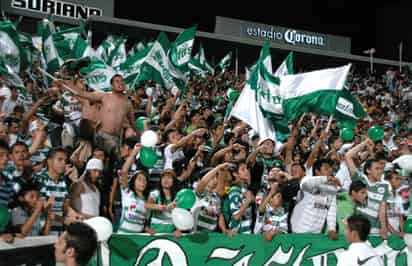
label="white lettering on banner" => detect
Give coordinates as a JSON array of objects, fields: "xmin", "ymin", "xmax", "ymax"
[
  {"xmin": 336, "ymin": 97, "xmax": 357, "ymax": 119},
  {"xmin": 11, "ymin": 0, "xmax": 102, "ymax": 20},
  {"xmin": 134, "ymin": 239, "xmax": 188, "ymax": 266}
]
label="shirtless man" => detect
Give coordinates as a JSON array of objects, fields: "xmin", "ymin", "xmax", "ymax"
[{"xmin": 58, "ymin": 74, "xmax": 137, "ymax": 160}]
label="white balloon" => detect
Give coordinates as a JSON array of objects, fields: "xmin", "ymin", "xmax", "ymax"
[
  {"xmin": 393, "ymin": 154, "xmax": 412, "ymax": 173},
  {"xmin": 141, "ymin": 130, "xmax": 158, "ymax": 147},
  {"xmin": 83, "ymin": 216, "xmax": 113, "ymax": 242},
  {"xmin": 172, "ymin": 208, "xmax": 194, "ymax": 231}
]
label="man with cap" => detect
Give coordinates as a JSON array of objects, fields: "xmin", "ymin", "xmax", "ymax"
[{"xmin": 70, "ymin": 158, "xmax": 103, "ymax": 219}]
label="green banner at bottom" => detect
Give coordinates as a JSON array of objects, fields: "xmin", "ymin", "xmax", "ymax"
[{"xmin": 96, "ymin": 233, "xmax": 408, "ymax": 266}]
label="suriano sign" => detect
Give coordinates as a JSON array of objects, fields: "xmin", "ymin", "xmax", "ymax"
[{"xmin": 1, "ymin": 0, "xmax": 114, "ymax": 23}]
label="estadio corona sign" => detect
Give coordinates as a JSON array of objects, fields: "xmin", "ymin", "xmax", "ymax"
[{"xmin": 215, "ymin": 16, "xmax": 351, "ymax": 53}]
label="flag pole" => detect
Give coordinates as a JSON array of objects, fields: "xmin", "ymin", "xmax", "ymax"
[
  {"xmin": 325, "ymin": 114, "xmax": 334, "ymax": 133},
  {"xmin": 37, "ymin": 67, "xmax": 79, "ymax": 95}
]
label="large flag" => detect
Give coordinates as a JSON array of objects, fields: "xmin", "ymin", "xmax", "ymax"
[
  {"xmin": 38, "ymin": 19, "xmax": 63, "ymax": 74},
  {"xmin": 0, "ymin": 20, "xmax": 29, "ymax": 73},
  {"xmin": 137, "ymin": 32, "xmax": 186, "ymax": 91},
  {"xmin": 118, "ymin": 45, "xmax": 151, "ymax": 87},
  {"xmin": 280, "ymin": 64, "xmax": 352, "ymax": 121},
  {"xmin": 170, "ymin": 26, "xmax": 196, "ymax": 72},
  {"xmin": 230, "ymin": 44, "xmax": 293, "ymax": 141}
]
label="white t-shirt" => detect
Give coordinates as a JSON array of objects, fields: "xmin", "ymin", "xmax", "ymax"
[
  {"xmin": 163, "ymin": 144, "xmax": 185, "ymax": 170},
  {"xmin": 337, "ymin": 242, "xmax": 383, "ymax": 266}
]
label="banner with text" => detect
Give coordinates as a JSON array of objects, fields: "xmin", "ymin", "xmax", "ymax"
[{"xmin": 99, "ymin": 233, "xmax": 408, "ymax": 266}]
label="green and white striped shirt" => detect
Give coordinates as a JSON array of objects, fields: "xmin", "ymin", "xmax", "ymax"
[
  {"xmin": 262, "ymin": 205, "xmax": 288, "ymax": 233},
  {"xmin": 148, "ymin": 189, "xmax": 174, "ymax": 233},
  {"xmin": 194, "ymin": 191, "xmax": 221, "ymax": 232},
  {"xmin": 352, "ymin": 171, "xmax": 390, "ymax": 235},
  {"xmin": 118, "ymin": 188, "xmax": 148, "ymax": 234},
  {"xmin": 224, "ymin": 186, "xmax": 253, "ymax": 234},
  {"xmin": 33, "ymin": 170, "xmax": 69, "ymax": 217}
]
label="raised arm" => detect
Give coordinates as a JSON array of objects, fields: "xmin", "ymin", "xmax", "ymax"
[
  {"xmin": 345, "ymin": 138, "xmax": 373, "ymax": 177},
  {"xmin": 56, "ymin": 80, "xmax": 105, "ymax": 103}
]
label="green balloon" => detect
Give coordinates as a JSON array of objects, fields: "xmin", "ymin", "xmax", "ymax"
[
  {"xmin": 368, "ymin": 125, "xmax": 384, "ymax": 142},
  {"xmin": 135, "ymin": 117, "xmax": 147, "ymax": 131},
  {"xmin": 0, "ymin": 205, "xmax": 10, "ymax": 231},
  {"xmin": 175, "ymin": 189, "xmax": 196, "ymax": 209},
  {"xmin": 139, "ymin": 147, "xmax": 157, "ymax": 168},
  {"xmin": 404, "ymin": 218, "xmax": 412, "ymax": 234},
  {"xmin": 228, "ymin": 90, "xmax": 239, "ymax": 102},
  {"xmin": 340, "ymin": 128, "xmax": 355, "ymax": 142}
]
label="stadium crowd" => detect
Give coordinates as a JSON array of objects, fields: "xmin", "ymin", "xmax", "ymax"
[{"xmin": 0, "ymin": 61, "xmax": 411, "ymax": 246}]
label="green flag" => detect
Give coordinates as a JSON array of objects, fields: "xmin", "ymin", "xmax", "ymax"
[
  {"xmin": 137, "ymin": 32, "xmax": 186, "ymax": 91},
  {"xmin": 170, "ymin": 25, "xmax": 196, "ymax": 72},
  {"xmin": 79, "ymin": 57, "xmax": 116, "ymax": 91},
  {"xmin": 52, "ymin": 26, "xmax": 82, "ymax": 60},
  {"xmin": 38, "ymin": 19, "xmax": 63, "ymax": 74},
  {"xmin": 0, "ymin": 59, "xmax": 25, "ymax": 90}
]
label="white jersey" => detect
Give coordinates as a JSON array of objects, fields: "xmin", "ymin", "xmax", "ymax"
[
  {"xmin": 337, "ymin": 242, "xmax": 384, "ymax": 266},
  {"xmin": 291, "ymin": 176, "xmax": 337, "ymax": 233},
  {"xmin": 118, "ymin": 188, "xmax": 148, "ymax": 233}
]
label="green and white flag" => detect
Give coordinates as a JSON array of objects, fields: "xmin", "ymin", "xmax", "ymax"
[
  {"xmin": 107, "ymin": 37, "xmax": 127, "ymax": 68},
  {"xmin": 198, "ymin": 44, "xmax": 214, "ymax": 75},
  {"xmin": 118, "ymin": 45, "xmax": 151, "ymax": 87},
  {"xmin": 0, "ymin": 20, "xmax": 25, "ymax": 73},
  {"xmin": 128, "ymin": 41, "xmax": 146, "ymax": 56},
  {"xmin": 95, "ymin": 35, "xmax": 118, "ymax": 62},
  {"xmin": 188, "ymin": 56, "xmax": 208, "ymax": 78},
  {"xmin": 217, "ymin": 51, "xmax": 232, "ymax": 74},
  {"xmin": 280, "ymin": 64, "xmax": 351, "ymax": 121},
  {"xmin": 0, "ymin": 59, "xmax": 25, "ymax": 90},
  {"xmin": 79, "ymin": 58, "xmax": 116, "ymax": 91},
  {"xmin": 52, "ymin": 26, "xmax": 82, "ymax": 60},
  {"xmin": 38, "ymin": 19, "xmax": 63, "ymax": 74},
  {"xmin": 334, "ymin": 87, "xmax": 367, "ymax": 129},
  {"xmin": 137, "ymin": 32, "xmax": 186, "ymax": 91},
  {"xmin": 170, "ymin": 25, "xmax": 196, "ymax": 72},
  {"xmin": 230, "ymin": 44, "xmax": 293, "ymax": 141}
]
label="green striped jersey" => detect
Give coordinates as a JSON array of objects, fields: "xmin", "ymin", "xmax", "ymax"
[
  {"xmin": 53, "ymin": 91, "xmax": 82, "ymax": 121},
  {"xmin": 3, "ymin": 163, "xmax": 25, "ymax": 193},
  {"xmin": 195, "ymin": 191, "xmax": 221, "ymax": 232},
  {"xmin": 352, "ymin": 171, "xmax": 390, "ymax": 235},
  {"xmin": 223, "ymin": 186, "xmax": 253, "ymax": 234},
  {"xmin": 118, "ymin": 188, "xmax": 149, "ymax": 234},
  {"xmin": 33, "ymin": 170, "xmax": 69, "ymax": 217},
  {"xmin": 262, "ymin": 205, "xmax": 288, "ymax": 233},
  {"xmin": 148, "ymin": 189, "xmax": 174, "ymax": 233}
]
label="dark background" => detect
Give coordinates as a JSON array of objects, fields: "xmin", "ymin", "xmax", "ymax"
[{"xmin": 114, "ymin": 1, "xmax": 412, "ymax": 62}]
